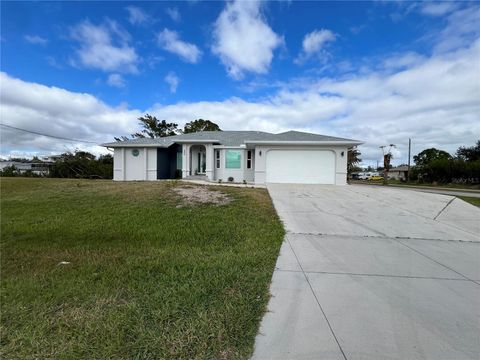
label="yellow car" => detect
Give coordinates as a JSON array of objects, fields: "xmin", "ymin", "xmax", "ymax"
[{"xmin": 368, "ymin": 175, "xmax": 384, "ymax": 181}]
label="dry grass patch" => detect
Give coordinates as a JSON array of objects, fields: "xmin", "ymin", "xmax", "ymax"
[{"xmin": 172, "ymin": 185, "xmax": 231, "ymax": 206}]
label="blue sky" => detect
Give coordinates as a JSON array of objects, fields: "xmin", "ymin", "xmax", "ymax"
[{"xmin": 1, "ymin": 1, "xmax": 479, "ymax": 166}]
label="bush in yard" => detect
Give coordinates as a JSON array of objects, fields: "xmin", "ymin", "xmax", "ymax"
[
  {"xmin": 49, "ymin": 151, "xmax": 113, "ymax": 179},
  {"xmin": 0, "ymin": 165, "xmax": 20, "ymax": 177}
]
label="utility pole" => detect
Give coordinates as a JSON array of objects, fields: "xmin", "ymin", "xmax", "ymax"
[
  {"xmin": 407, "ymin": 138, "xmax": 411, "ymax": 183},
  {"xmin": 379, "ymin": 144, "xmax": 396, "ymax": 185}
]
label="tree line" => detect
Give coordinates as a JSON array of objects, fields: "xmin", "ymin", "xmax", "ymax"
[
  {"xmin": 3, "ymin": 112, "xmax": 477, "ymax": 184},
  {"xmin": 0, "ymin": 152, "xmax": 113, "ymax": 179},
  {"xmin": 1, "ymin": 115, "xmax": 222, "ymax": 179},
  {"xmin": 411, "ymin": 141, "xmax": 480, "ymax": 183},
  {"xmin": 348, "ymin": 140, "xmax": 479, "ymax": 184}
]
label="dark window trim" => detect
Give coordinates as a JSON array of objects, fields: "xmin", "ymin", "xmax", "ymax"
[
  {"xmin": 216, "ymin": 150, "xmax": 221, "ymax": 169},
  {"xmin": 247, "ymin": 150, "xmax": 252, "ymax": 169}
]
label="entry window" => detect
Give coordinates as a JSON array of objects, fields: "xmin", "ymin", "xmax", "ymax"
[
  {"xmin": 216, "ymin": 150, "xmax": 220, "ymax": 169},
  {"xmin": 247, "ymin": 150, "xmax": 252, "ymax": 169},
  {"xmin": 176, "ymin": 152, "xmax": 182, "ymax": 170},
  {"xmin": 225, "ymin": 150, "xmax": 241, "ymax": 169}
]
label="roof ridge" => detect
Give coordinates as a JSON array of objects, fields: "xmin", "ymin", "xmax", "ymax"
[{"xmin": 101, "ymin": 129, "xmax": 362, "ymax": 147}]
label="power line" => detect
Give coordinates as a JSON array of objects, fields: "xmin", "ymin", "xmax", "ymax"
[{"xmin": 0, "ymin": 123, "xmax": 100, "ymax": 144}]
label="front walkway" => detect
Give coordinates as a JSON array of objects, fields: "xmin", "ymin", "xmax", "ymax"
[
  {"xmin": 252, "ymin": 184, "xmax": 480, "ymax": 360},
  {"xmin": 180, "ymin": 179, "xmax": 265, "ymax": 188}
]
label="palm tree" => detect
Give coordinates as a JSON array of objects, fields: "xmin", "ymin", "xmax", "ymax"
[{"xmin": 347, "ymin": 147, "xmax": 362, "ymax": 174}]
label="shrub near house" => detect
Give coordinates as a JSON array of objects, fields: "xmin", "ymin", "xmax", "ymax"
[{"xmin": 49, "ymin": 152, "xmax": 113, "ymax": 179}]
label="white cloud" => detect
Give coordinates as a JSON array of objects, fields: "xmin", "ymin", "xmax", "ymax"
[
  {"xmin": 166, "ymin": 7, "xmax": 181, "ymax": 22},
  {"xmin": 2, "ymin": 7, "xmax": 479, "ymax": 167},
  {"xmin": 380, "ymin": 52, "xmax": 426, "ymax": 71},
  {"xmin": 125, "ymin": 6, "xmax": 150, "ymax": 25},
  {"xmin": 211, "ymin": 0, "xmax": 283, "ymax": 79},
  {"xmin": 420, "ymin": 2, "xmax": 458, "ymax": 17},
  {"xmin": 434, "ymin": 6, "xmax": 480, "ymax": 53},
  {"xmin": 296, "ymin": 29, "xmax": 336, "ymax": 64},
  {"xmin": 107, "ymin": 73, "xmax": 126, "ymax": 88},
  {"xmin": 70, "ymin": 19, "xmax": 138, "ymax": 73},
  {"xmin": 148, "ymin": 38, "xmax": 480, "ymax": 166},
  {"xmin": 164, "ymin": 72, "xmax": 180, "ymax": 93},
  {"xmin": 0, "ymin": 72, "xmax": 140, "ymax": 157},
  {"xmin": 156, "ymin": 29, "xmax": 202, "ymax": 63},
  {"xmin": 2, "ymin": 33, "xmax": 479, "ymax": 164},
  {"xmin": 24, "ymin": 35, "xmax": 48, "ymax": 45}
]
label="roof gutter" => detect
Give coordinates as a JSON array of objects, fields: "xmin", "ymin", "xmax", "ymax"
[
  {"xmin": 99, "ymin": 143, "xmax": 171, "ymax": 148},
  {"xmin": 244, "ymin": 140, "xmax": 363, "ymax": 146}
]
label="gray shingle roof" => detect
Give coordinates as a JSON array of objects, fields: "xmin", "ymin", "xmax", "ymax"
[
  {"xmin": 101, "ymin": 130, "xmax": 361, "ymax": 148},
  {"xmin": 274, "ymin": 130, "xmax": 358, "ymax": 142}
]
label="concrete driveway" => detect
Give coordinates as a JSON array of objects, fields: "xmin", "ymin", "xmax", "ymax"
[{"xmin": 252, "ymin": 184, "xmax": 480, "ymax": 360}]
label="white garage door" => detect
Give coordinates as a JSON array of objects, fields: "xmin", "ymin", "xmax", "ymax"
[{"xmin": 266, "ymin": 150, "xmax": 335, "ymax": 184}]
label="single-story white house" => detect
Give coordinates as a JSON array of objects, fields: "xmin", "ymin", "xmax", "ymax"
[
  {"xmin": 388, "ymin": 165, "xmax": 410, "ymax": 181},
  {"xmin": 101, "ymin": 130, "xmax": 362, "ymax": 185},
  {"xmin": 0, "ymin": 161, "xmax": 51, "ymax": 175}
]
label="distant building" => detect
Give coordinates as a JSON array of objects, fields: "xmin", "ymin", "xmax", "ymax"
[
  {"xmin": 41, "ymin": 155, "xmax": 62, "ymax": 163},
  {"xmin": 388, "ymin": 165, "xmax": 409, "ymax": 181},
  {"xmin": 0, "ymin": 161, "xmax": 51, "ymax": 175}
]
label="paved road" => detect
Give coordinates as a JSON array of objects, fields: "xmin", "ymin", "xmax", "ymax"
[
  {"xmin": 353, "ymin": 182, "xmax": 480, "ymax": 199},
  {"xmin": 252, "ymin": 184, "xmax": 480, "ymax": 360}
]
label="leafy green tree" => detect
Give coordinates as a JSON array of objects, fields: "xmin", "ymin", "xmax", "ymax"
[
  {"xmin": 413, "ymin": 148, "xmax": 452, "ymax": 166},
  {"xmin": 183, "ymin": 119, "xmax": 221, "ymax": 133},
  {"xmin": 0, "ymin": 165, "xmax": 19, "ymax": 177},
  {"xmin": 115, "ymin": 114, "xmax": 179, "ymax": 141},
  {"xmin": 456, "ymin": 140, "xmax": 480, "ymax": 162},
  {"xmin": 49, "ymin": 151, "xmax": 113, "ymax": 179}
]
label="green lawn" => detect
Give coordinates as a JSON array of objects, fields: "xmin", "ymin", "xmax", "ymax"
[
  {"xmin": 0, "ymin": 178, "xmax": 284, "ymax": 359},
  {"xmin": 458, "ymin": 196, "xmax": 480, "ymax": 207}
]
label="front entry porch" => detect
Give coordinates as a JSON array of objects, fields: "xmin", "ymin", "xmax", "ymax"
[{"xmin": 189, "ymin": 145, "xmax": 207, "ymax": 176}]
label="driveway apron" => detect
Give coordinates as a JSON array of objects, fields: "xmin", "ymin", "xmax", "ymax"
[{"xmin": 252, "ymin": 184, "xmax": 480, "ymax": 360}]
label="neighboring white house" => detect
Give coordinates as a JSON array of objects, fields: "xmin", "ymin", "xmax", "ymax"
[
  {"xmin": 388, "ymin": 165, "xmax": 409, "ymax": 181},
  {"xmin": 0, "ymin": 161, "xmax": 51, "ymax": 175},
  {"xmin": 101, "ymin": 130, "xmax": 362, "ymax": 185}
]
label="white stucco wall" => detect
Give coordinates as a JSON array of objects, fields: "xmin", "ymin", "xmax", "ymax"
[
  {"xmin": 213, "ymin": 148, "xmax": 253, "ymax": 183},
  {"xmin": 181, "ymin": 145, "xmax": 189, "ymax": 179},
  {"xmin": 113, "ymin": 147, "xmax": 157, "ymax": 181},
  {"xmin": 147, "ymin": 148, "xmax": 157, "ymax": 180},
  {"xmin": 125, "ymin": 148, "xmax": 145, "ymax": 180},
  {"xmin": 253, "ymin": 145, "xmax": 348, "ymax": 185},
  {"xmin": 114, "ymin": 144, "xmax": 349, "ymax": 184},
  {"xmin": 113, "ymin": 148, "xmax": 124, "ymax": 181}
]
